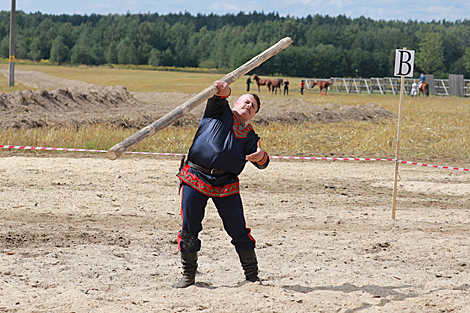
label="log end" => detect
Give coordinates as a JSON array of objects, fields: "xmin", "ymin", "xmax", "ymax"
[{"xmin": 106, "ymin": 148, "xmax": 121, "ymax": 160}]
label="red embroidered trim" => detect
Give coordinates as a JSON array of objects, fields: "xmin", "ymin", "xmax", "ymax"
[
  {"xmin": 232, "ymin": 113, "xmax": 253, "ymax": 138},
  {"xmin": 177, "ymin": 165, "xmax": 239, "ymax": 197},
  {"xmin": 257, "ymin": 151, "xmax": 269, "ymax": 165}
]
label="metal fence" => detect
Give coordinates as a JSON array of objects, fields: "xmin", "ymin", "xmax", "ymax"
[{"xmin": 305, "ymin": 77, "xmax": 470, "ymax": 97}]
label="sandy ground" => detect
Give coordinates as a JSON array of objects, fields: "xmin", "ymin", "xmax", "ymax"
[
  {"xmin": 1, "ymin": 155, "xmax": 469, "ymax": 312},
  {"xmin": 1, "ymin": 70, "xmax": 470, "ymax": 312}
]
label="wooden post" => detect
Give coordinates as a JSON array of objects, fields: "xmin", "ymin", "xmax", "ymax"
[
  {"xmin": 106, "ymin": 37, "xmax": 293, "ymax": 160},
  {"xmin": 392, "ymin": 70, "xmax": 406, "ymax": 219},
  {"xmin": 449, "ymin": 74, "xmax": 464, "ymax": 97},
  {"xmin": 8, "ymin": 0, "xmax": 16, "ymax": 87}
]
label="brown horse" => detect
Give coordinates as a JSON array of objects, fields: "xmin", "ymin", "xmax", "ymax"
[
  {"xmin": 418, "ymin": 82, "xmax": 429, "ymax": 97},
  {"xmin": 271, "ymin": 78, "xmax": 283, "ymax": 95},
  {"xmin": 313, "ymin": 81, "xmax": 333, "ymax": 95},
  {"xmin": 252, "ymin": 74, "xmax": 272, "ymax": 92}
]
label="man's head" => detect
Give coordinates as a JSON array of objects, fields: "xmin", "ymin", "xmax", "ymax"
[
  {"xmin": 251, "ymin": 93, "xmax": 260, "ymax": 113},
  {"xmin": 232, "ymin": 93, "xmax": 260, "ymax": 124}
]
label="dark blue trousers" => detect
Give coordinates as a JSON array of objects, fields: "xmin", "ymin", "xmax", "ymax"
[{"xmin": 178, "ymin": 183, "xmax": 256, "ymax": 254}]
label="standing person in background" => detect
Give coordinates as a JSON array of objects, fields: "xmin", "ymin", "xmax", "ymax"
[
  {"xmin": 283, "ymin": 78, "xmax": 289, "ymax": 95},
  {"xmin": 174, "ymin": 80, "xmax": 270, "ymax": 288},
  {"xmin": 246, "ymin": 76, "xmax": 252, "ymax": 92},
  {"xmin": 300, "ymin": 80, "xmax": 305, "ymax": 95},
  {"xmin": 411, "ymin": 80, "xmax": 418, "ymax": 97}
]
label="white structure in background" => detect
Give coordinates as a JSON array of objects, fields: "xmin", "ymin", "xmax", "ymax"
[{"xmin": 305, "ymin": 76, "xmax": 470, "ymax": 97}]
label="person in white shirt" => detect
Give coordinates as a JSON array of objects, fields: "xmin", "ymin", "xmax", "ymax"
[{"xmin": 411, "ymin": 81, "xmax": 418, "ymax": 97}]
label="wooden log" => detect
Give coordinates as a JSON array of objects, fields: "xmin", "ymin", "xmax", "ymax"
[{"xmin": 106, "ymin": 37, "xmax": 293, "ymax": 160}]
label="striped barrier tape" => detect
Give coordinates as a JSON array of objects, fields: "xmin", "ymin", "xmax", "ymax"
[
  {"xmin": 396, "ymin": 160, "xmax": 469, "ymax": 172},
  {"xmin": 0, "ymin": 145, "xmax": 186, "ymax": 156},
  {"xmin": 270, "ymin": 156, "xmax": 394, "ymax": 162},
  {"xmin": 1, "ymin": 144, "xmax": 469, "ymax": 172},
  {"xmin": 269, "ymin": 155, "xmax": 469, "ymax": 171}
]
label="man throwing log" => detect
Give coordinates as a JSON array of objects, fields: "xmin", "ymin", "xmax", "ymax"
[{"xmin": 174, "ymin": 80, "xmax": 270, "ymax": 288}]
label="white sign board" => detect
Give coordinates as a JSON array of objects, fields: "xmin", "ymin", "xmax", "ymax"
[{"xmin": 394, "ymin": 49, "xmax": 415, "ymax": 77}]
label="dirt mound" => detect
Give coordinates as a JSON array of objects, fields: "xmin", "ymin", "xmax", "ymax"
[
  {"xmin": 255, "ymin": 99, "xmax": 395, "ymax": 124},
  {"xmin": 0, "ymin": 86, "xmax": 142, "ymax": 129}
]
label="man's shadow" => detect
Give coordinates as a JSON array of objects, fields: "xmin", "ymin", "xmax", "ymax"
[
  {"xmin": 189, "ymin": 280, "xmax": 470, "ymax": 312},
  {"xmin": 282, "ymin": 282, "xmax": 452, "ymax": 312}
]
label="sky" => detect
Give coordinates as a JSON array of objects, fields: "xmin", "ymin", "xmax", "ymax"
[{"xmin": 1, "ymin": 0, "xmax": 469, "ymax": 22}]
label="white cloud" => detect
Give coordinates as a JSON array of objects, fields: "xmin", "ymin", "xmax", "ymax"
[{"xmin": 210, "ymin": 3, "xmax": 242, "ymax": 12}]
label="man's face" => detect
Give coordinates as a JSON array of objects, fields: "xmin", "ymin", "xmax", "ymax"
[{"xmin": 233, "ymin": 94, "xmax": 258, "ymax": 122}]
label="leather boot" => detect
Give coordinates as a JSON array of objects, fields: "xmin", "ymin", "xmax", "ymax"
[
  {"xmin": 237, "ymin": 249, "xmax": 260, "ymax": 282},
  {"xmin": 173, "ymin": 252, "xmax": 197, "ymax": 288}
]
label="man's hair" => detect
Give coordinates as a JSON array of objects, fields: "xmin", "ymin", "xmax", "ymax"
[{"xmin": 251, "ymin": 93, "xmax": 261, "ymax": 113}]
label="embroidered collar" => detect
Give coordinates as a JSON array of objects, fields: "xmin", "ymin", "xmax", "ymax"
[{"xmin": 232, "ymin": 112, "xmax": 253, "ymax": 138}]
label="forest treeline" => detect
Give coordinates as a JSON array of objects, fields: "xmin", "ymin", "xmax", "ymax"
[{"xmin": 1, "ymin": 10, "xmax": 470, "ymax": 78}]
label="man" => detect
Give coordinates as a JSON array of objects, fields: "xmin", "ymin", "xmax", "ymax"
[
  {"xmin": 300, "ymin": 80, "xmax": 305, "ymax": 95},
  {"xmin": 174, "ymin": 80, "xmax": 269, "ymax": 288},
  {"xmin": 246, "ymin": 76, "xmax": 252, "ymax": 92},
  {"xmin": 283, "ymin": 78, "xmax": 289, "ymax": 95}
]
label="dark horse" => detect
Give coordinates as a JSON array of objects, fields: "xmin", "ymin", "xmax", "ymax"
[
  {"xmin": 252, "ymin": 74, "xmax": 272, "ymax": 92},
  {"xmin": 313, "ymin": 81, "xmax": 333, "ymax": 95},
  {"xmin": 419, "ymin": 82, "xmax": 429, "ymax": 97},
  {"xmin": 271, "ymin": 78, "xmax": 283, "ymax": 95}
]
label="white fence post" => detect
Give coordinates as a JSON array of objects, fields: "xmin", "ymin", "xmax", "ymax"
[{"xmin": 376, "ymin": 78, "xmax": 383, "ymax": 94}]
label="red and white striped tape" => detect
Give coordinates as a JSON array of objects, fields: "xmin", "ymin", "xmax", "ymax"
[
  {"xmin": 1, "ymin": 144, "xmax": 469, "ymax": 172},
  {"xmin": 269, "ymin": 155, "xmax": 469, "ymax": 171},
  {"xmin": 0, "ymin": 145, "xmax": 185, "ymax": 156},
  {"xmin": 270, "ymin": 156, "xmax": 394, "ymax": 162},
  {"xmin": 396, "ymin": 160, "xmax": 469, "ymax": 171}
]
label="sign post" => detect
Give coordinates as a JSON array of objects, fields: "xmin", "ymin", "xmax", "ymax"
[{"xmin": 392, "ymin": 48, "xmax": 415, "ymax": 219}]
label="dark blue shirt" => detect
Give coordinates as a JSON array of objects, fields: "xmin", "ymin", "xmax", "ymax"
[
  {"xmin": 178, "ymin": 95, "xmax": 269, "ymax": 197},
  {"xmin": 188, "ymin": 95, "xmax": 267, "ymax": 176}
]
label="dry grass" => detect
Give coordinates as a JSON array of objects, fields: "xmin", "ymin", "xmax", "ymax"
[
  {"xmin": 258, "ymin": 92, "xmax": 470, "ymax": 160},
  {"xmin": 2, "ymin": 64, "xmax": 233, "ymax": 93},
  {"xmin": 0, "ymin": 74, "xmax": 32, "ymax": 93},
  {"xmin": 0, "ymin": 125, "xmax": 196, "ymax": 155},
  {"xmin": 1, "ymin": 65, "xmax": 470, "ymax": 163}
]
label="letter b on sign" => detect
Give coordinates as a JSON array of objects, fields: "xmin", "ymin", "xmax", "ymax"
[{"xmin": 394, "ymin": 49, "xmax": 414, "ymax": 77}]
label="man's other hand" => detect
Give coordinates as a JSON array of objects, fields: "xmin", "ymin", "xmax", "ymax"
[{"xmin": 246, "ymin": 140, "xmax": 265, "ymax": 163}]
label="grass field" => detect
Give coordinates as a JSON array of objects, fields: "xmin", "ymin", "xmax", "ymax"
[{"xmin": 1, "ymin": 64, "xmax": 470, "ymax": 163}]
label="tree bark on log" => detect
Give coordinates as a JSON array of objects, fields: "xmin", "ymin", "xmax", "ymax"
[{"xmin": 107, "ymin": 37, "xmax": 293, "ymax": 160}]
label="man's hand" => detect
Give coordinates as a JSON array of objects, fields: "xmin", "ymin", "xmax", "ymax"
[
  {"xmin": 213, "ymin": 80, "xmax": 231, "ymax": 98},
  {"xmin": 246, "ymin": 140, "xmax": 265, "ymax": 163}
]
